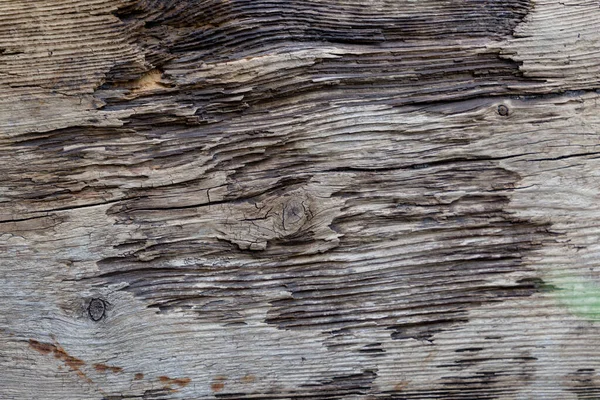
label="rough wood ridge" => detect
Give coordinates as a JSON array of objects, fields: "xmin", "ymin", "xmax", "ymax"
[{"xmin": 2, "ymin": 0, "xmax": 600, "ymax": 399}]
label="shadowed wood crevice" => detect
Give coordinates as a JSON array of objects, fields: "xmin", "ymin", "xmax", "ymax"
[
  {"xmin": 214, "ymin": 369, "xmax": 378, "ymax": 400},
  {"xmin": 88, "ymin": 163, "xmax": 553, "ymax": 337}
]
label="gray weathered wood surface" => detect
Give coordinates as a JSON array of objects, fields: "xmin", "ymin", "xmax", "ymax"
[{"xmin": 2, "ymin": 0, "xmax": 600, "ymax": 398}]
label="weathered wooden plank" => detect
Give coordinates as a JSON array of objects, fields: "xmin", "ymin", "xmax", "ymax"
[{"xmin": 2, "ymin": 0, "xmax": 600, "ymax": 399}]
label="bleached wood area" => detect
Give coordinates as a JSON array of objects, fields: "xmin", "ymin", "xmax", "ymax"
[{"xmin": 2, "ymin": 0, "xmax": 600, "ymax": 398}]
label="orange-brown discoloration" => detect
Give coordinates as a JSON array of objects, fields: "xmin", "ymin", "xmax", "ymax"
[
  {"xmin": 29, "ymin": 339, "xmax": 92, "ymax": 383},
  {"xmin": 94, "ymin": 363, "xmax": 108, "ymax": 372},
  {"xmin": 134, "ymin": 373, "xmax": 144, "ymax": 380},
  {"xmin": 53, "ymin": 344, "xmax": 85, "ymax": 370},
  {"xmin": 131, "ymin": 69, "xmax": 165, "ymax": 93},
  {"xmin": 211, "ymin": 376, "xmax": 227, "ymax": 392},
  {"xmin": 211, "ymin": 382, "xmax": 225, "ymax": 392},
  {"xmin": 29, "ymin": 339, "xmax": 53, "ymax": 354},
  {"xmin": 394, "ymin": 381, "xmax": 409, "ymax": 391},
  {"xmin": 93, "ymin": 363, "xmax": 123, "ymax": 374},
  {"xmin": 159, "ymin": 376, "xmax": 191, "ymax": 387},
  {"xmin": 241, "ymin": 374, "xmax": 256, "ymax": 384}
]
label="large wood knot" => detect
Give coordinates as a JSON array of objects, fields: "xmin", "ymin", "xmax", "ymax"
[{"xmin": 218, "ymin": 185, "xmax": 340, "ymax": 253}]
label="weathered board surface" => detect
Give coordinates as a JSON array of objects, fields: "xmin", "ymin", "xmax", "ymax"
[{"xmin": 2, "ymin": 0, "xmax": 600, "ymax": 399}]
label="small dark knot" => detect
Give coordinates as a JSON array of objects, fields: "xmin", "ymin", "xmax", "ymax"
[
  {"xmin": 88, "ymin": 298, "xmax": 106, "ymax": 321},
  {"xmin": 497, "ymin": 105, "xmax": 509, "ymax": 116}
]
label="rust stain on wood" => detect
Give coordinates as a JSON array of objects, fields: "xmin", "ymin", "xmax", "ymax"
[
  {"xmin": 158, "ymin": 375, "xmax": 191, "ymax": 387},
  {"xmin": 93, "ymin": 363, "xmax": 123, "ymax": 374},
  {"xmin": 28, "ymin": 339, "xmax": 91, "ymax": 383},
  {"xmin": 211, "ymin": 376, "xmax": 227, "ymax": 392},
  {"xmin": 28, "ymin": 339, "xmax": 53, "ymax": 355},
  {"xmin": 134, "ymin": 373, "xmax": 144, "ymax": 380},
  {"xmin": 241, "ymin": 374, "xmax": 256, "ymax": 384}
]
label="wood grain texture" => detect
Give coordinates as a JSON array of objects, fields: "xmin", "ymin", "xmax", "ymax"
[{"xmin": 2, "ymin": 0, "xmax": 600, "ymax": 399}]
